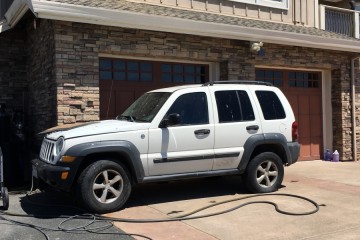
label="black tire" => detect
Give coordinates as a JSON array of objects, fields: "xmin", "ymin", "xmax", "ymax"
[
  {"xmin": 243, "ymin": 152, "xmax": 284, "ymax": 193},
  {"xmin": 77, "ymin": 160, "xmax": 132, "ymax": 213},
  {"xmin": 2, "ymin": 187, "xmax": 9, "ymax": 210}
]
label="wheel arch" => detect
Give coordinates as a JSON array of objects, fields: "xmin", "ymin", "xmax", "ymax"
[
  {"xmin": 239, "ymin": 134, "xmax": 291, "ymax": 172},
  {"xmin": 65, "ymin": 140, "xmax": 145, "ymax": 189}
]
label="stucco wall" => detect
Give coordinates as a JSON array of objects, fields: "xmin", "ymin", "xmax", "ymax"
[{"xmin": 52, "ymin": 20, "xmax": 356, "ymax": 160}]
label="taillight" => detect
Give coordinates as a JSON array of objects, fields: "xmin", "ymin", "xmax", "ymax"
[{"xmin": 292, "ymin": 121, "xmax": 299, "ymax": 142}]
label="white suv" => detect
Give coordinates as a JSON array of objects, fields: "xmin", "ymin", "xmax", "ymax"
[{"xmin": 32, "ymin": 81, "xmax": 300, "ymax": 213}]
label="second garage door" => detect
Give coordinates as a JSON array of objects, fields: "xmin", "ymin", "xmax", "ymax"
[{"xmin": 256, "ymin": 69, "xmax": 322, "ymax": 161}]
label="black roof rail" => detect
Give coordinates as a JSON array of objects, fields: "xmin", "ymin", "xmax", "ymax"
[{"xmin": 203, "ymin": 80, "xmax": 273, "ymax": 86}]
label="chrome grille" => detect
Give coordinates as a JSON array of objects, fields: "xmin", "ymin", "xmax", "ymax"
[{"xmin": 40, "ymin": 138, "xmax": 55, "ymax": 163}]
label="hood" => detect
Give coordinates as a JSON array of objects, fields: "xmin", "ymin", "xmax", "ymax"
[{"xmin": 45, "ymin": 120, "xmax": 151, "ymax": 140}]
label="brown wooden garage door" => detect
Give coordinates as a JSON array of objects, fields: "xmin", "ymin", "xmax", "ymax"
[
  {"xmin": 256, "ymin": 69, "xmax": 322, "ymax": 161},
  {"xmin": 99, "ymin": 58, "xmax": 209, "ymax": 120}
]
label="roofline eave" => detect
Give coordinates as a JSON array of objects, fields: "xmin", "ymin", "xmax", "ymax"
[{"xmin": 13, "ymin": 0, "xmax": 359, "ymax": 53}]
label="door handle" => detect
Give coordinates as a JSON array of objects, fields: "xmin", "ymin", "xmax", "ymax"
[
  {"xmin": 194, "ymin": 129, "xmax": 210, "ymax": 135},
  {"xmin": 246, "ymin": 125, "xmax": 259, "ymax": 131}
]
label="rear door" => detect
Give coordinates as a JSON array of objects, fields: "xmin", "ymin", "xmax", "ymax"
[{"xmin": 211, "ymin": 86, "xmax": 262, "ymax": 170}]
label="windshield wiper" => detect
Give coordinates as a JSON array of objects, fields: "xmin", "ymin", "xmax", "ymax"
[{"xmin": 117, "ymin": 115, "xmax": 136, "ymax": 122}]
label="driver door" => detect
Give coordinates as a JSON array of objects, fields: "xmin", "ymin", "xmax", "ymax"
[{"xmin": 148, "ymin": 91, "xmax": 214, "ymax": 176}]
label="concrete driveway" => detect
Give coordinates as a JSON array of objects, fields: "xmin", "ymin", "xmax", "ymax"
[{"xmin": 108, "ymin": 160, "xmax": 360, "ymax": 240}]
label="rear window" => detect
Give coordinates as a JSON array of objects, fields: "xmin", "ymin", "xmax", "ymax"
[
  {"xmin": 255, "ymin": 91, "xmax": 286, "ymax": 120},
  {"xmin": 215, "ymin": 90, "xmax": 255, "ymax": 123}
]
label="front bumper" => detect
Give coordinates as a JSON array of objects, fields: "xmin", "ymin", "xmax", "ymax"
[{"xmin": 31, "ymin": 158, "xmax": 76, "ymax": 191}]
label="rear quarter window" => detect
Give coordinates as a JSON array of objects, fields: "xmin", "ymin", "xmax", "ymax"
[{"xmin": 255, "ymin": 90, "xmax": 286, "ymax": 120}]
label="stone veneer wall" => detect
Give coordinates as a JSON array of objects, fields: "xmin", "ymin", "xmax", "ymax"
[
  {"xmin": 54, "ymin": 21, "xmax": 100, "ymax": 125},
  {"xmin": 0, "ymin": 27, "xmax": 27, "ymax": 118},
  {"xmin": 52, "ymin": 20, "xmax": 356, "ymax": 160},
  {"xmin": 26, "ymin": 19, "xmax": 57, "ymax": 146},
  {"xmin": 353, "ymin": 59, "xmax": 360, "ymax": 161}
]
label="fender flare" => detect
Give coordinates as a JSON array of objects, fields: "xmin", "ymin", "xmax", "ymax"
[
  {"xmin": 238, "ymin": 133, "xmax": 291, "ymax": 172},
  {"xmin": 65, "ymin": 140, "xmax": 145, "ymax": 182}
]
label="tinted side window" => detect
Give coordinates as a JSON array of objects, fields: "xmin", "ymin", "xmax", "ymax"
[
  {"xmin": 238, "ymin": 91, "xmax": 255, "ymax": 121},
  {"xmin": 215, "ymin": 90, "xmax": 255, "ymax": 123},
  {"xmin": 166, "ymin": 92, "xmax": 208, "ymax": 125},
  {"xmin": 255, "ymin": 91, "xmax": 286, "ymax": 120}
]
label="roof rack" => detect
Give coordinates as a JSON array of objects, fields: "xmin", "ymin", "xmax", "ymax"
[{"xmin": 203, "ymin": 80, "xmax": 273, "ymax": 86}]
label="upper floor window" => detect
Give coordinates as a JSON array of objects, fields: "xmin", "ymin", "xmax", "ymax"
[{"xmin": 230, "ymin": 0, "xmax": 288, "ymax": 10}]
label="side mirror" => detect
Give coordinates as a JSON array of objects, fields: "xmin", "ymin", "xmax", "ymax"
[{"xmin": 159, "ymin": 113, "xmax": 180, "ymax": 128}]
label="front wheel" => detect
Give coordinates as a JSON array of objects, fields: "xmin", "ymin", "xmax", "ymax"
[
  {"xmin": 77, "ymin": 160, "xmax": 132, "ymax": 213},
  {"xmin": 243, "ymin": 152, "xmax": 284, "ymax": 193}
]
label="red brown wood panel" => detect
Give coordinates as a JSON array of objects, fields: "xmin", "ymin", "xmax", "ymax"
[
  {"xmin": 281, "ymin": 74, "xmax": 322, "ymax": 161},
  {"xmin": 256, "ymin": 68, "xmax": 323, "ymax": 161},
  {"xmin": 100, "ymin": 81, "xmax": 154, "ymax": 119}
]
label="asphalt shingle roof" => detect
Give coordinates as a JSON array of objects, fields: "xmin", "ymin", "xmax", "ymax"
[{"xmin": 41, "ymin": 0, "xmax": 360, "ymax": 42}]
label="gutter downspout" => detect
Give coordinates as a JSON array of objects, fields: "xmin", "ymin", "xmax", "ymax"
[{"xmin": 351, "ymin": 56, "xmax": 360, "ymax": 161}]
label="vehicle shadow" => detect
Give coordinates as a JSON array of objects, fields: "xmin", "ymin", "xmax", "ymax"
[
  {"xmin": 125, "ymin": 175, "xmax": 249, "ymax": 208},
  {"xmin": 19, "ymin": 190, "xmax": 85, "ymax": 218},
  {"xmin": 18, "ymin": 175, "xmax": 250, "ymax": 216}
]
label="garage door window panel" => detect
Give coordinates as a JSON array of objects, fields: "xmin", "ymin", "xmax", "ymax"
[
  {"xmin": 99, "ymin": 59, "xmax": 154, "ymax": 82},
  {"xmin": 288, "ymin": 71, "xmax": 320, "ymax": 88},
  {"xmin": 161, "ymin": 63, "xmax": 208, "ymax": 84},
  {"xmin": 256, "ymin": 70, "xmax": 283, "ymax": 87}
]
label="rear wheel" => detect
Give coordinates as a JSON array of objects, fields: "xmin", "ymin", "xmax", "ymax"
[
  {"xmin": 243, "ymin": 152, "xmax": 284, "ymax": 193},
  {"xmin": 77, "ymin": 160, "xmax": 131, "ymax": 213}
]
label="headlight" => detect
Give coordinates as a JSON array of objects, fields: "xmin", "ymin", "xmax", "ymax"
[{"xmin": 54, "ymin": 137, "xmax": 65, "ymax": 156}]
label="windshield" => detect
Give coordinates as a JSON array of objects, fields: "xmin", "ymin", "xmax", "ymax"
[{"xmin": 117, "ymin": 92, "xmax": 171, "ymax": 122}]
